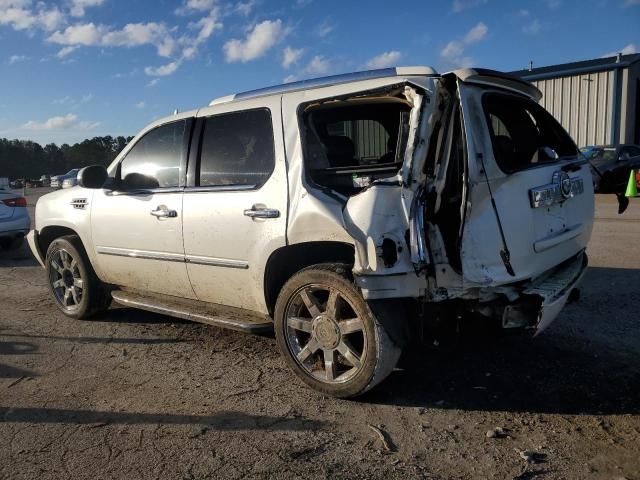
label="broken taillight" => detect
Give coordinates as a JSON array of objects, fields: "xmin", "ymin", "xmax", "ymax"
[{"xmin": 2, "ymin": 197, "xmax": 27, "ymax": 207}]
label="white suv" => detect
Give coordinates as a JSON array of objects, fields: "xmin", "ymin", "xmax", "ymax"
[{"xmin": 27, "ymin": 67, "xmax": 594, "ymax": 397}]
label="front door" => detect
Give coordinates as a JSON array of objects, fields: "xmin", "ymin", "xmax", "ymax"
[
  {"xmin": 91, "ymin": 118, "xmax": 195, "ymax": 299},
  {"xmin": 182, "ymin": 98, "xmax": 287, "ymax": 314}
]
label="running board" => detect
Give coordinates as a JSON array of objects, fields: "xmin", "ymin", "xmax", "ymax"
[{"xmin": 110, "ymin": 290, "xmax": 273, "ymax": 334}]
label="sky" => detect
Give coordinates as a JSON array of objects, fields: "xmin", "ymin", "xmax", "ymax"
[{"xmin": 0, "ymin": 0, "xmax": 638, "ymax": 145}]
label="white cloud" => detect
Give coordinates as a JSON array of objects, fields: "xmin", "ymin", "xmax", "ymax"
[
  {"xmin": 452, "ymin": 0, "xmax": 487, "ymax": 13},
  {"xmin": 545, "ymin": 0, "xmax": 561, "ymax": 8},
  {"xmin": 135, "ymin": 101, "xmax": 146, "ymax": 109},
  {"xmin": 224, "ymin": 19, "xmax": 287, "ymax": 63},
  {"xmin": 304, "ymin": 55, "xmax": 330, "ymax": 75},
  {"xmin": 283, "ymin": 74, "xmax": 297, "ymax": 83},
  {"xmin": 518, "ymin": 9, "xmax": 530, "ymax": 16},
  {"xmin": 0, "ymin": 2, "xmax": 64, "ymax": 32},
  {"xmin": 144, "ymin": 61, "xmax": 179, "ymax": 76},
  {"xmin": 56, "ymin": 45, "xmax": 77, "ymax": 58},
  {"xmin": 175, "ymin": 0, "xmax": 216, "ymax": 15},
  {"xmin": 440, "ymin": 22, "xmax": 488, "ymax": 69},
  {"xmin": 522, "ymin": 19, "xmax": 541, "ymax": 35},
  {"xmin": 315, "ymin": 18, "xmax": 333, "ymax": 37},
  {"xmin": 234, "ymin": 0, "xmax": 255, "ymax": 16},
  {"xmin": 21, "ymin": 113, "xmax": 99, "ymax": 131},
  {"xmin": 624, "ymin": 0, "xmax": 640, "ymax": 5},
  {"xmin": 8, "ymin": 54, "xmax": 27, "ymax": 64},
  {"xmin": 48, "ymin": 22, "xmax": 177, "ymax": 57},
  {"xmin": 282, "ymin": 46, "xmax": 303, "ymax": 68},
  {"xmin": 441, "ymin": 41, "xmax": 464, "ymax": 59},
  {"xmin": 52, "ymin": 93, "xmax": 93, "ymax": 107},
  {"xmin": 464, "ymin": 22, "xmax": 487, "ymax": 43},
  {"xmin": 190, "ymin": 8, "xmax": 222, "ymax": 43},
  {"xmin": 603, "ymin": 43, "xmax": 637, "ymax": 57},
  {"xmin": 365, "ymin": 50, "xmax": 402, "ymax": 69},
  {"xmin": 69, "ymin": 0, "xmax": 104, "ymax": 17},
  {"xmin": 147, "ymin": 78, "xmax": 159, "ymax": 87}
]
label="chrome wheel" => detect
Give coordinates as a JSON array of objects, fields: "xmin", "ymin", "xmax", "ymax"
[
  {"xmin": 49, "ymin": 249, "xmax": 84, "ymax": 309},
  {"xmin": 285, "ymin": 284, "xmax": 367, "ymax": 384}
]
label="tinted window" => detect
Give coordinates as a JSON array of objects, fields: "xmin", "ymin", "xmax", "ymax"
[
  {"xmin": 199, "ymin": 109, "xmax": 275, "ymax": 188},
  {"xmin": 484, "ymin": 93, "xmax": 578, "ymax": 173},
  {"xmin": 120, "ymin": 120, "xmax": 186, "ymax": 189}
]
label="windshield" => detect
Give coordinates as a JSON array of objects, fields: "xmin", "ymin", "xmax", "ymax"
[
  {"xmin": 483, "ymin": 92, "xmax": 578, "ymax": 173},
  {"xmin": 580, "ymin": 147, "xmax": 616, "ymax": 164}
]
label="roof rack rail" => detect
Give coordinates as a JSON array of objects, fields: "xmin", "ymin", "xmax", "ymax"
[{"xmin": 209, "ymin": 66, "xmax": 438, "ymax": 106}]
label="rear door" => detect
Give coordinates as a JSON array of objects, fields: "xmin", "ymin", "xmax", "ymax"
[
  {"xmin": 456, "ymin": 78, "xmax": 594, "ymax": 286},
  {"xmin": 182, "ymin": 97, "xmax": 287, "ymax": 314}
]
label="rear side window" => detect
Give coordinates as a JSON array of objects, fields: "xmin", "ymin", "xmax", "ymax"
[
  {"xmin": 483, "ymin": 93, "xmax": 578, "ymax": 173},
  {"xmin": 199, "ymin": 109, "xmax": 275, "ymax": 188},
  {"xmin": 120, "ymin": 120, "xmax": 186, "ymax": 189}
]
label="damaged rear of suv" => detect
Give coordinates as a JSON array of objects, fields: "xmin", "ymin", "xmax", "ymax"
[
  {"xmin": 28, "ymin": 66, "xmax": 594, "ymax": 398},
  {"xmin": 277, "ymin": 67, "xmax": 592, "ymax": 395}
]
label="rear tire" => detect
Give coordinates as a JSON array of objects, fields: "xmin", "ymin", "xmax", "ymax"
[
  {"xmin": 274, "ymin": 263, "xmax": 401, "ymax": 398},
  {"xmin": 45, "ymin": 235, "xmax": 111, "ymax": 319}
]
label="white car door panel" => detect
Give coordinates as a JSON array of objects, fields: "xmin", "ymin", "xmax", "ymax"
[
  {"xmin": 182, "ymin": 97, "xmax": 287, "ymax": 314},
  {"xmin": 91, "ymin": 118, "xmax": 195, "ymax": 299}
]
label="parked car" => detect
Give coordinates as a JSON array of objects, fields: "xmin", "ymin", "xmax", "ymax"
[
  {"xmin": 40, "ymin": 175, "xmax": 51, "ymax": 187},
  {"xmin": 0, "ymin": 187, "xmax": 30, "ymax": 250},
  {"xmin": 26, "ymin": 178, "xmax": 43, "ymax": 188},
  {"xmin": 27, "ymin": 67, "xmax": 594, "ymax": 397},
  {"xmin": 62, "ymin": 176, "xmax": 78, "ymax": 189},
  {"xmin": 581, "ymin": 144, "xmax": 640, "ymax": 212},
  {"xmin": 51, "ymin": 169, "xmax": 79, "ymax": 189},
  {"xmin": 0, "ymin": 177, "xmax": 9, "ymax": 189},
  {"xmin": 9, "ymin": 179, "xmax": 24, "ymax": 189}
]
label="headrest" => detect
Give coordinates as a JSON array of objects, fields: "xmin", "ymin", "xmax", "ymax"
[{"xmin": 324, "ymin": 135, "xmax": 355, "ymax": 159}]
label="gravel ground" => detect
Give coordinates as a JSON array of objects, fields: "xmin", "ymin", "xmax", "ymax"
[{"xmin": 1, "ymin": 189, "xmax": 639, "ymax": 480}]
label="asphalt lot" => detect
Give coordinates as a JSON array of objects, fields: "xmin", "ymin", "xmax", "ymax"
[{"xmin": 1, "ymin": 188, "xmax": 639, "ymax": 480}]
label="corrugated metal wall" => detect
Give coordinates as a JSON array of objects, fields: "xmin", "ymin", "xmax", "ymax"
[{"xmin": 532, "ymin": 71, "xmax": 615, "ymax": 147}]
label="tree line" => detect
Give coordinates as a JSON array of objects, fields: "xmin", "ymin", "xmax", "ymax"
[{"xmin": 0, "ymin": 135, "xmax": 134, "ymax": 180}]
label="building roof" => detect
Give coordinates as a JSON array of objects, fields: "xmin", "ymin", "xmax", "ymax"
[{"xmin": 510, "ymin": 53, "xmax": 640, "ymax": 81}]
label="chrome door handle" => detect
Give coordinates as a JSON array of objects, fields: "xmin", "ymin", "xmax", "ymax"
[
  {"xmin": 150, "ymin": 205, "xmax": 178, "ymax": 218},
  {"xmin": 243, "ymin": 205, "xmax": 280, "ymax": 219}
]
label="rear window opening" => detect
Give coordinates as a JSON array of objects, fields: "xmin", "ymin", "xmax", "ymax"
[
  {"xmin": 301, "ymin": 97, "xmax": 411, "ymax": 196},
  {"xmin": 483, "ymin": 92, "xmax": 578, "ymax": 174}
]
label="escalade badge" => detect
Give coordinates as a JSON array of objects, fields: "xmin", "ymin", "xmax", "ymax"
[{"xmin": 529, "ymin": 171, "xmax": 584, "ymax": 208}]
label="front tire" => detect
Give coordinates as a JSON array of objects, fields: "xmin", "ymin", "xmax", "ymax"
[
  {"xmin": 274, "ymin": 264, "xmax": 401, "ymax": 398},
  {"xmin": 45, "ymin": 235, "xmax": 111, "ymax": 319}
]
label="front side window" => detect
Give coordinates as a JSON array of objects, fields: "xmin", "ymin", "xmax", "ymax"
[
  {"xmin": 484, "ymin": 93, "xmax": 578, "ymax": 173},
  {"xmin": 120, "ymin": 120, "xmax": 186, "ymax": 189},
  {"xmin": 199, "ymin": 109, "xmax": 275, "ymax": 188}
]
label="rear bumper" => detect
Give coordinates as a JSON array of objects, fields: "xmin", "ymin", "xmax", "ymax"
[
  {"xmin": 0, "ymin": 215, "xmax": 30, "ymax": 239},
  {"xmin": 524, "ymin": 251, "xmax": 588, "ymax": 335},
  {"xmin": 27, "ymin": 230, "xmax": 45, "ymax": 267}
]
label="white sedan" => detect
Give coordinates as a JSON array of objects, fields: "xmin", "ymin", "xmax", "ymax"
[{"xmin": 0, "ymin": 187, "xmax": 30, "ymax": 250}]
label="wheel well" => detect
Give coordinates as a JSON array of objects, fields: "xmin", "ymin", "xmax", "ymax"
[
  {"xmin": 263, "ymin": 241, "xmax": 355, "ymax": 315},
  {"xmin": 39, "ymin": 226, "xmax": 79, "ymax": 255}
]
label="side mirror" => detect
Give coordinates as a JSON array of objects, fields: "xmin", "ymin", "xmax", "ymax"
[{"xmin": 77, "ymin": 165, "xmax": 108, "ymax": 189}]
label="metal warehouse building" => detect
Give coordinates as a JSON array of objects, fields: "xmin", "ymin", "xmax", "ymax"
[{"xmin": 511, "ymin": 53, "xmax": 640, "ymax": 147}]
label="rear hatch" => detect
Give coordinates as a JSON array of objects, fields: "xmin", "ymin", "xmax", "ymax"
[{"xmin": 454, "ymin": 70, "xmax": 594, "ymax": 286}]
